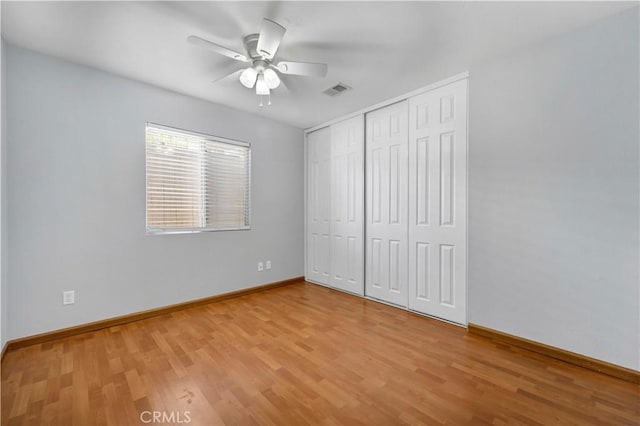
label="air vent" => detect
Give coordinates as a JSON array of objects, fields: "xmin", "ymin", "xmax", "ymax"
[{"xmin": 323, "ymin": 83, "xmax": 351, "ymax": 97}]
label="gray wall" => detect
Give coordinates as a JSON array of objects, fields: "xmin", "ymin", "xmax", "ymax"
[
  {"xmin": 469, "ymin": 8, "xmax": 639, "ymax": 370},
  {"xmin": 1, "ymin": 38, "xmax": 7, "ymax": 349},
  {"xmin": 5, "ymin": 44, "xmax": 304, "ymax": 340}
]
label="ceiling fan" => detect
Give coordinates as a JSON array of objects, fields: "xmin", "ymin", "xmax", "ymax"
[{"xmin": 188, "ymin": 18, "xmax": 328, "ymax": 106}]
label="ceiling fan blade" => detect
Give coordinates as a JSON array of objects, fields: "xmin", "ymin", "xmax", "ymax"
[
  {"xmin": 212, "ymin": 69, "xmax": 244, "ymax": 84},
  {"xmin": 187, "ymin": 35, "xmax": 248, "ymax": 62},
  {"xmin": 256, "ymin": 18, "xmax": 286, "ymax": 59},
  {"xmin": 276, "ymin": 76, "xmax": 291, "ymax": 96},
  {"xmin": 276, "ymin": 61, "xmax": 328, "ymax": 78}
]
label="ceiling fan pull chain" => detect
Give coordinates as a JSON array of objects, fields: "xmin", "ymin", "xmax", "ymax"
[
  {"xmin": 259, "ymin": 96, "xmax": 263, "ymax": 107},
  {"xmin": 268, "ymin": 93, "xmax": 272, "ymax": 106}
]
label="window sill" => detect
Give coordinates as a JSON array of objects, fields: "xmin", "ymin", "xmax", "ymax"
[{"xmin": 146, "ymin": 226, "xmax": 251, "ymax": 235}]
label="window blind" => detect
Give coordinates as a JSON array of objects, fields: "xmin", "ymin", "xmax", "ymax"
[{"xmin": 146, "ymin": 124, "xmax": 251, "ymax": 233}]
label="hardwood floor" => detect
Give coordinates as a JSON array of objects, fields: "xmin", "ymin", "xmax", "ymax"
[{"xmin": 2, "ymin": 282, "xmax": 638, "ymax": 425}]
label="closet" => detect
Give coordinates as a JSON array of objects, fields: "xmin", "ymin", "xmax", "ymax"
[{"xmin": 306, "ymin": 75, "xmax": 467, "ymax": 325}]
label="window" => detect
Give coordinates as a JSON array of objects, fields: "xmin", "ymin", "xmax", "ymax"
[{"xmin": 145, "ymin": 123, "xmax": 251, "ymax": 233}]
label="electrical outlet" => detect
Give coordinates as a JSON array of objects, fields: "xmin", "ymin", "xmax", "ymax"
[
  {"xmin": 265, "ymin": 260, "xmax": 272, "ymax": 270},
  {"xmin": 257, "ymin": 262, "xmax": 264, "ymax": 272},
  {"xmin": 63, "ymin": 290, "xmax": 75, "ymax": 305}
]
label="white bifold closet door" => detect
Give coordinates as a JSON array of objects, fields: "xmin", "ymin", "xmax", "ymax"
[
  {"xmin": 408, "ymin": 79, "xmax": 467, "ymax": 324},
  {"xmin": 306, "ymin": 117, "xmax": 364, "ymax": 294},
  {"xmin": 365, "ymin": 101, "xmax": 409, "ymax": 306},
  {"xmin": 330, "ymin": 116, "xmax": 364, "ymax": 295},
  {"xmin": 306, "ymin": 126, "xmax": 331, "ymax": 285}
]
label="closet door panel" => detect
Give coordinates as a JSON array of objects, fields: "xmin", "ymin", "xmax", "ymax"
[
  {"xmin": 330, "ymin": 115, "xmax": 364, "ymax": 295},
  {"xmin": 306, "ymin": 127, "xmax": 331, "ymax": 285},
  {"xmin": 365, "ymin": 102, "xmax": 409, "ymax": 306},
  {"xmin": 408, "ymin": 79, "xmax": 467, "ymax": 324}
]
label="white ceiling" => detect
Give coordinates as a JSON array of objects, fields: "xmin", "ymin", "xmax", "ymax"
[{"xmin": 1, "ymin": 1, "xmax": 636, "ymax": 129}]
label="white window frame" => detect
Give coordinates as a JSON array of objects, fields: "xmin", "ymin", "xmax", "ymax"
[{"xmin": 145, "ymin": 122, "xmax": 251, "ymax": 235}]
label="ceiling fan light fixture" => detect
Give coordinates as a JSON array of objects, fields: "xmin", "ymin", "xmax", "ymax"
[
  {"xmin": 255, "ymin": 74, "xmax": 270, "ymax": 95},
  {"xmin": 239, "ymin": 67, "xmax": 258, "ymax": 88},
  {"xmin": 263, "ymin": 68, "xmax": 280, "ymax": 89}
]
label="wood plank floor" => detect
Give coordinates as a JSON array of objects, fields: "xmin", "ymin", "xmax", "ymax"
[{"xmin": 2, "ymin": 282, "xmax": 638, "ymax": 425}]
